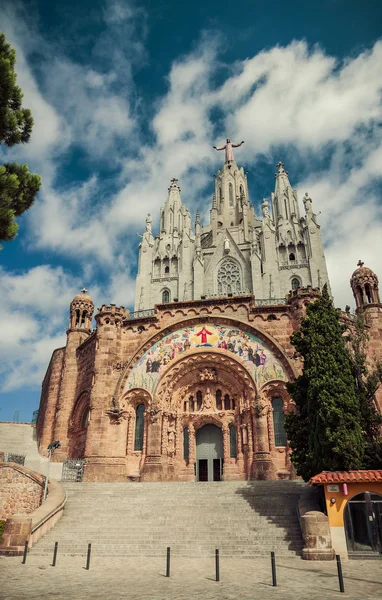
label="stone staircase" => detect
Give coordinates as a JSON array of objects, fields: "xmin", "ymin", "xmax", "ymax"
[
  {"xmin": 32, "ymin": 480, "xmax": 306, "ymax": 558},
  {"xmin": 0, "ymin": 422, "xmax": 63, "ymax": 479}
]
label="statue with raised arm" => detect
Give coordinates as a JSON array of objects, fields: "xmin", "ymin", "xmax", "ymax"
[
  {"xmin": 145, "ymin": 213, "xmax": 152, "ymax": 234},
  {"xmin": 213, "ymin": 138, "xmax": 244, "ymax": 163}
]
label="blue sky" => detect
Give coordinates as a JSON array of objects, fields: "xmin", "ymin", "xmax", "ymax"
[{"xmin": 1, "ymin": 0, "xmax": 382, "ymax": 422}]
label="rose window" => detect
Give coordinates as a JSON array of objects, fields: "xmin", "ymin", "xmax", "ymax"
[{"xmin": 218, "ymin": 259, "xmax": 241, "ymax": 294}]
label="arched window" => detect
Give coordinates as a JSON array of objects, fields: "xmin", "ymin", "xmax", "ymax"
[
  {"xmin": 291, "ymin": 278, "xmax": 300, "ymax": 291},
  {"xmin": 154, "ymin": 258, "xmax": 161, "ymax": 276},
  {"xmin": 217, "ymin": 259, "xmax": 241, "ymax": 295},
  {"xmin": 164, "ymin": 266, "xmax": 170, "ymax": 274},
  {"xmin": 216, "ymin": 389, "xmax": 222, "ymax": 410},
  {"xmin": 224, "ymin": 394, "xmax": 230, "ymax": 410},
  {"xmin": 81, "ymin": 407, "xmax": 89, "ymax": 429},
  {"xmin": 75, "ymin": 309, "xmax": 80, "ymax": 327},
  {"xmin": 239, "ymin": 184, "xmax": 244, "ymax": 199},
  {"xmin": 161, "ymin": 212, "xmax": 165, "ymax": 231},
  {"xmin": 189, "ymin": 396, "xmax": 194, "ymax": 411},
  {"xmin": 289, "ymin": 253, "xmax": 296, "ymax": 262},
  {"xmin": 229, "ymin": 183, "xmax": 234, "ymax": 207},
  {"xmin": 171, "ymin": 257, "xmax": 178, "ymax": 274},
  {"xmin": 134, "ymin": 404, "xmax": 145, "ymax": 451},
  {"xmin": 183, "ymin": 427, "xmax": 189, "ymax": 460},
  {"xmin": 162, "ymin": 290, "xmax": 170, "ymax": 303},
  {"xmin": 196, "ymin": 390, "xmax": 202, "ymax": 411},
  {"xmin": 229, "ymin": 425, "xmax": 237, "ymax": 458},
  {"xmin": 365, "ymin": 284, "xmax": 372, "ymax": 303},
  {"xmin": 272, "ymin": 398, "xmax": 287, "ymax": 446}
]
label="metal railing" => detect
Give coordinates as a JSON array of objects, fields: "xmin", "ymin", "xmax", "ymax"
[
  {"xmin": 129, "ymin": 309, "xmax": 156, "ymax": 320},
  {"xmin": 254, "ymin": 298, "xmax": 287, "ymax": 306},
  {"xmin": 4, "ymin": 453, "xmax": 26, "ymax": 465}
]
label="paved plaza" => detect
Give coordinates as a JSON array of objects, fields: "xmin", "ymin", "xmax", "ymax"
[{"xmin": 0, "ymin": 554, "xmax": 381, "ymax": 600}]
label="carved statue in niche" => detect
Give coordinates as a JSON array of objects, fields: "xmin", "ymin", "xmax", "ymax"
[
  {"xmin": 241, "ymin": 424, "xmax": 248, "ymax": 445},
  {"xmin": 202, "ymin": 387, "xmax": 213, "ymax": 411},
  {"xmin": 167, "ymin": 421, "xmax": 176, "ymax": 457}
]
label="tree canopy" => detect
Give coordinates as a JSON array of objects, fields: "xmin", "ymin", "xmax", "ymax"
[
  {"xmin": 0, "ymin": 32, "xmax": 41, "ymax": 245},
  {"xmin": 285, "ymin": 285, "xmax": 366, "ymax": 481}
]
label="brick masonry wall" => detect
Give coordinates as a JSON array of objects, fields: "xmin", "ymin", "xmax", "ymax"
[
  {"xmin": 36, "ymin": 291, "xmax": 382, "ymax": 482},
  {"xmin": 0, "ymin": 463, "xmax": 44, "ymax": 520}
]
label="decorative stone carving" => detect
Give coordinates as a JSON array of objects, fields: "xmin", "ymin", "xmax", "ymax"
[
  {"xmin": 199, "ymin": 368, "xmax": 217, "ymax": 382},
  {"xmin": 105, "ymin": 396, "xmax": 127, "ymax": 423}
]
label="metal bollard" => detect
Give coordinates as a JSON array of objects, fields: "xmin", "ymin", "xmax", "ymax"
[
  {"xmin": 21, "ymin": 540, "xmax": 28, "ymax": 564},
  {"xmin": 166, "ymin": 546, "xmax": 171, "ymax": 577},
  {"xmin": 86, "ymin": 543, "xmax": 92, "ymax": 570},
  {"xmin": 336, "ymin": 554, "xmax": 345, "ymax": 593},
  {"xmin": 52, "ymin": 542, "xmax": 58, "ymax": 567},
  {"xmin": 215, "ymin": 548, "xmax": 220, "ymax": 582},
  {"xmin": 271, "ymin": 551, "xmax": 277, "ymax": 587}
]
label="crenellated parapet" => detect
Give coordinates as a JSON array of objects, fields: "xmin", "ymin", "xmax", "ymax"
[{"xmin": 95, "ymin": 304, "xmax": 130, "ymax": 327}]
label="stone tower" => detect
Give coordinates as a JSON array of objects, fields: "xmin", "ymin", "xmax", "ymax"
[
  {"xmin": 350, "ymin": 261, "xmax": 382, "ymax": 410},
  {"xmin": 134, "ymin": 149, "xmax": 330, "ymax": 311},
  {"xmin": 38, "ymin": 289, "xmax": 94, "ymax": 460}
]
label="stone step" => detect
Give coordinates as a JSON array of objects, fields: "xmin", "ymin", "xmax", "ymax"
[{"xmin": 33, "ymin": 481, "xmax": 305, "ymax": 559}]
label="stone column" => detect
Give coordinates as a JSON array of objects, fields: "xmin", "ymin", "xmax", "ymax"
[
  {"xmin": 125, "ymin": 412, "xmax": 134, "ymax": 454},
  {"xmin": 141, "ymin": 411, "xmax": 164, "ymax": 481},
  {"xmin": 252, "ymin": 393, "xmax": 277, "ymax": 480},
  {"xmin": 189, "ymin": 422, "xmax": 196, "ymax": 479}
]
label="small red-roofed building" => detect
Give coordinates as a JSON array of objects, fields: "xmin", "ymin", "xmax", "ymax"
[{"xmin": 310, "ymin": 470, "xmax": 382, "ymax": 559}]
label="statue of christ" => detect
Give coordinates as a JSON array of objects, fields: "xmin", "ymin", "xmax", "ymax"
[{"xmin": 213, "ymin": 138, "xmax": 244, "ymax": 162}]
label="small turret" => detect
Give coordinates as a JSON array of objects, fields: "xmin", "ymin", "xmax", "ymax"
[
  {"xmin": 69, "ymin": 288, "xmax": 94, "ymax": 330},
  {"xmin": 351, "ymin": 260, "xmax": 380, "ymax": 309}
]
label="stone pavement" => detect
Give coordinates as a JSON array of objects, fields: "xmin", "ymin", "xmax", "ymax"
[{"xmin": 0, "ymin": 555, "xmax": 381, "ymax": 600}]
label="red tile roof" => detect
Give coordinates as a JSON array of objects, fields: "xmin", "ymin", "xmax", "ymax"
[{"xmin": 310, "ymin": 470, "xmax": 382, "ymax": 485}]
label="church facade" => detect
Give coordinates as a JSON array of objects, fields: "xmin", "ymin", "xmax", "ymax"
[{"xmin": 36, "ymin": 143, "xmax": 382, "ymax": 482}]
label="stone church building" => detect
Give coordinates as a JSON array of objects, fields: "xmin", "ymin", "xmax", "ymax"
[{"xmin": 37, "ymin": 142, "xmax": 382, "ymax": 482}]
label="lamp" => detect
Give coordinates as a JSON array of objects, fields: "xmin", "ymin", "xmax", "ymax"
[{"xmin": 43, "ymin": 440, "xmax": 61, "ymax": 501}]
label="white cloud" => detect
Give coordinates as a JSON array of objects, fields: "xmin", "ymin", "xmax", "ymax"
[
  {"xmin": 0, "ymin": 8, "xmax": 382, "ymax": 396},
  {"xmin": 0, "ymin": 265, "xmax": 97, "ymax": 391}
]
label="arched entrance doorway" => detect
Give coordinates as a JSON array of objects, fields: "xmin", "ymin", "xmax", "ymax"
[
  {"xmin": 345, "ymin": 492, "xmax": 382, "ymax": 555},
  {"xmin": 196, "ymin": 424, "xmax": 223, "ymax": 482}
]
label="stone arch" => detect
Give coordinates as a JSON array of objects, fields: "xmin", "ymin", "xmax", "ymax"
[
  {"xmin": 68, "ymin": 390, "xmax": 91, "ymax": 458},
  {"xmin": 153, "ymin": 348, "xmax": 257, "ymax": 413},
  {"xmin": 260, "ymin": 380, "xmax": 293, "ymax": 456},
  {"xmin": 121, "ymin": 388, "xmax": 152, "ymax": 411},
  {"xmin": 70, "ymin": 391, "xmax": 91, "ymax": 432},
  {"xmin": 114, "ymin": 316, "xmax": 297, "ymax": 400},
  {"xmin": 193, "ymin": 414, "xmax": 223, "ymax": 431}
]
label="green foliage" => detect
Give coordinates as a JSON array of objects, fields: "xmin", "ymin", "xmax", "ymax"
[
  {"xmin": 285, "ymin": 285, "xmax": 365, "ymax": 481},
  {"xmin": 0, "ymin": 32, "xmax": 41, "ymax": 245},
  {"xmin": 0, "ymin": 520, "xmax": 5, "ymax": 543},
  {"xmin": 346, "ymin": 311, "xmax": 382, "ymax": 469},
  {"xmin": 0, "ymin": 163, "xmax": 41, "ymax": 241},
  {"xmin": 0, "ymin": 32, "xmax": 33, "ymax": 146}
]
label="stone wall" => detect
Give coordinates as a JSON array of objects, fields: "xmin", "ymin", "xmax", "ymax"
[{"xmin": 0, "ymin": 463, "xmax": 44, "ymax": 520}]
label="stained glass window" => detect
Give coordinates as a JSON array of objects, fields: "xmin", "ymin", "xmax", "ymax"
[
  {"xmin": 272, "ymin": 397, "xmax": 287, "ymax": 446},
  {"xmin": 217, "ymin": 259, "xmax": 241, "ymax": 295},
  {"xmin": 134, "ymin": 404, "xmax": 145, "ymax": 451}
]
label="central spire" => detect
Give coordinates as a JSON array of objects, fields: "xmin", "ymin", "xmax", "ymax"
[{"xmin": 213, "ymin": 138, "xmax": 245, "ymax": 163}]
